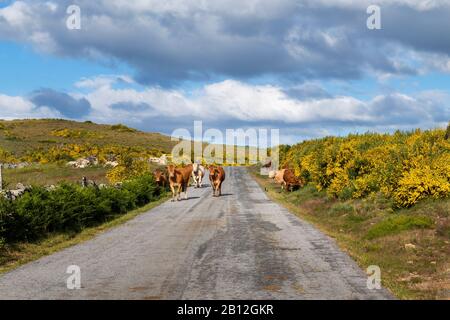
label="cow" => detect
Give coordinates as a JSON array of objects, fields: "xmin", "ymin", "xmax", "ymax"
[
  {"xmin": 283, "ymin": 169, "xmax": 302, "ymax": 192},
  {"xmin": 153, "ymin": 169, "xmax": 167, "ymax": 188},
  {"xmin": 167, "ymin": 164, "xmax": 193, "ymax": 201},
  {"xmin": 192, "ymin": 163, "xmax": 205, "ymax": 188},
  {"xmin": 208, "ymin": 165, "xmax": 226, "ymax": 197},
  {"xmin": 272, "ymin": 169, "xmax": 286, "ymax": 190}
]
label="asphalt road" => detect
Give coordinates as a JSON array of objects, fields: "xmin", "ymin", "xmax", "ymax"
[{"xmin": 0, "ymin": 167, "xmax": 392, "ymax": 299}]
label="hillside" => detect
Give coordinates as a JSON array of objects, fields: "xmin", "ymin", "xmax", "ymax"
[{"xmin": 0, "ymin": 119, "xmax": 177, "ymax": 161}]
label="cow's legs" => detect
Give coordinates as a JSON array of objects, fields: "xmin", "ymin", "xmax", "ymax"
[
  {"xmin": 170, "ymin": 185, "xmax": 176, "ymax": 202},
  {"xmin": 177, "ymin": 185, "xmax": 182, "ymax": 201},
  {"xmin": 184, "ymin": 182, "xmax": 188, "ymax": 199}
]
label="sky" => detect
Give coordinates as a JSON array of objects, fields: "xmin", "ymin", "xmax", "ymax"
[{"xmin": 0, "ymin": 0, "xmax": 449, "ymax": 144}]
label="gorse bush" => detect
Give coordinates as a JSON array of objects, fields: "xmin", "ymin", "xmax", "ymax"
[
  {"xmin": 23, "ymin": 143, "xmax": 160, "ymax": 165},
  {"xmin": 0, "ymin": 174, "xmax": 161, "ymax": 243},
  {"xmin": 106, "ymin": 154, "xmax": 151, "ymax": 184},
  {"xmin": 283, "ymin": 128, "xmax": 450, "ymax": 207}
]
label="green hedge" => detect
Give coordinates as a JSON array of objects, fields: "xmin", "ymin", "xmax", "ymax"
[{"xmin": 0, "ymin": 174, "xmax": 161, "ymax": 243}]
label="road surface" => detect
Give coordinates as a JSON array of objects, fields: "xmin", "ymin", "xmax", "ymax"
[{"xmin": 0, "ymin": 167, "xmax": 392, "ymax": 299}]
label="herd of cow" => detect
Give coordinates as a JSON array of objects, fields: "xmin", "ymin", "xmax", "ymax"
[
  {"xmin": 153, "ymin": 163, "xmax": 302, "ymax": 202},
  {"xmin": 153, "ymin": 163, "xmax": 226, "ymax": 201}
]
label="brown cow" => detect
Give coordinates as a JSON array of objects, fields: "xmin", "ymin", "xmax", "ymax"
[
  {"xmin": 208, "ymin": 165, "xmax": 226, "ymax": 197},
  {"xmin": 167, "ymin": 164, "xmax": 193, "ymax": 201},
  {"xmin": 153, "ymin": 169, "xmax": 167, "ymax": 188},
  {"xmin": 283, "ymin": 168, "xmax": 302, "ymax": 192},
  {"xmin": 273, "ymin": 169, "xmax": 286, "ymax": 190}
]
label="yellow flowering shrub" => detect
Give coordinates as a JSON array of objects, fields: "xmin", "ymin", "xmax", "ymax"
[
  {"xmin": 282, "ymin": 128, "xmax": 450, "ymax": 207},
  {"xmin": 394, "ymin": 166, "xmax": 450, "ymax": 207},
  {"xmin": 106, "ymin": 154, "xmax": 150, "ymax": 184},
  {"xmin": 23, "ymin": 144, "xmax": 161, "ymax": 164}
]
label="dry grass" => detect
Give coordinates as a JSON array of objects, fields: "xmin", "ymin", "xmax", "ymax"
[{"xmin": 3, "ymin": 163, "xmax": 109, "ymax": 187}]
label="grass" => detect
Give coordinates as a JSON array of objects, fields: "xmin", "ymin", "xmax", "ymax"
[
  {"xmin": 3, "ymin": 163, "xmax": 109, "ymax": 187},
  {"xmin": 249, "ymin": 167, "xmax": 450, "ymax": 300},
  {"xmin": 0, "ymin": 194, "xmax": 170, "ymax": 274},
  {"xmin": 0, "ymin": 118, "xmax": 177, "ymax": 157},
  {"xmin": 2, "ymin": 162, "xmax": 165, "ymax": 188},
  {"xmin": 366, "ymin": 215, "xmax": 434, "ymax": 240}
]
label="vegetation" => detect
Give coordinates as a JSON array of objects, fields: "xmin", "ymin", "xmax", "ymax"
[
  {"xmin": 0, "ymin": 119, "xmax": 176, "ymax": 162},
  {"xmin": 0, "ymin": 174, "xmax": 162, "ymax": 245},
  {"xmin": 251, "ymin": 168, "xmax": 449, "ymax": 299},
  {"xmin": 106, "ymin": 154, "xmax": 154, "ymax": 184},
  {"xmin": 282, "ymin": 128, "xmax": 450, "ymax": 208},
  {"xmin": 0, "ymin": 118, "xmax": 170, "ymax": 271},
  {"xmin": 2, "ymin": 164, "xmax": 109, "ymax": 187}
]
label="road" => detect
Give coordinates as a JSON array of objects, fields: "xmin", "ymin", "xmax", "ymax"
[{"xmin": 0, "ymin": 167, "xmax": 392, "ymax": 299}]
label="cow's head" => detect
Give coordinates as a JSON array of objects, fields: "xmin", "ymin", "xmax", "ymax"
[
  {"xmin": 153, "ymin": 169, "xmax": 164, "ymax": 183},
  {"xmin": 208, "ymin": 165, "xmax": 217, "ymax": 177},
  {"xmin": 166, "ymin": 165, "xmax": 176, "ymax": 178}
]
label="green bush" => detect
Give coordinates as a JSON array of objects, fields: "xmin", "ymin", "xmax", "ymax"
[{"xmin": 0, "ymin": 173, "xmax": 161, "ymax": 243}]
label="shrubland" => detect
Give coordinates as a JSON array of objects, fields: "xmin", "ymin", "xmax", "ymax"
[
  {"xmin": 283, "ymin": 127, "xmax": 450, "ymax": 208},
  {"xmin": 0, "ymin": 174, "xmax": 162, "ymax": 245}
]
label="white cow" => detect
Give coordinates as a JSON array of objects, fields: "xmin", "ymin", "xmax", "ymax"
[{"xmin": 192, "ymin": 163, "xmax": 205, "ymax": 188}]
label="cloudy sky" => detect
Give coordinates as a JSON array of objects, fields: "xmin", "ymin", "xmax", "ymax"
[{"xmin": 0, "ymin": 0, "xmax": 449, "ymax": 143}]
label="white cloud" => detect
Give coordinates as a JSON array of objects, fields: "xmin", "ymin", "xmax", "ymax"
[
  {"xmin": 0, "ymin": 93, "xmax": 60, "ymax": 119},
  {"xmin": 0, "ymin": 1, "xmax": 31, "ymax": 27},
  {"xmin": 1, "ymin": 77, "xmax": 448, "ymax": 141},
  {"xmin": 75, "ymin": 75, "xmax": 135, "ymax": 89},
  {"xmin": 65, "ymin": 77, "xmax": 449, "ymax": 132},
  {"xmin": 305, "ymin": 0, "xmax": 447, "ymax": 11}
]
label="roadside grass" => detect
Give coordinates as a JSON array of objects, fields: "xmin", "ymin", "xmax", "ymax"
[
  {"xmin": 0, "ymin": 194, "xmax": 170, "ymax": 274},
  {"xmin": 249, "ymin": 167, "xmax": 450, "ymax": 300},
  {"xmin": 3, "ymin": 163, "xmax": 109, "ymax": 187},
  {"xmin": 3, "ymin": 163, "xmax": 164, "ymax": 187}
]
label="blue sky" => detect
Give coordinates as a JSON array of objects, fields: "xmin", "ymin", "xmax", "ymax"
[
  {"xmin": 0, "ymin": 0, "xmax": 449, "ymax": 143},
  {"xmin": 0, "ymin": 41, "xmax": 133, "ymax": 95}
]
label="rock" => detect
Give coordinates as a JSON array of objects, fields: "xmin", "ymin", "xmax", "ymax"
[
  {"xmin": 66, "ymin": 161, "xmax": 78, "ymax": 167},
  {"xmin": 16, "ymin": 183, "xmax": 25, "ymax": 190},
  {"xmin": 404, "ymin": 243, "xmax": 416, "ymax": 250},
  {"xmin": 76, "ymin": 158, "xmax": 90, "ymax": 168},
  {"xmin": 104, "ymin": 161, "xmax": 119, "ymax": 168}
]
